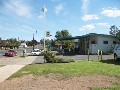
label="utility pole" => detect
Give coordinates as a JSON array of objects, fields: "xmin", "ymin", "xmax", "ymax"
[
  {"xmin": 41, "ymin": 0, "xmax": 47, "ymax": 51},
  {"xmin": 33, "ymin": 33, "xmax": 35, "ymax": 50}
]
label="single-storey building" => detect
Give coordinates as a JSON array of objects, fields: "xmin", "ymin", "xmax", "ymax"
[
  {"xmin": 57, "ymin": 33, "xmax": 119, "ymax": 54},
  {"xmin": 19, "ymin": 43, "xmax": 27, "ymax": 48}
]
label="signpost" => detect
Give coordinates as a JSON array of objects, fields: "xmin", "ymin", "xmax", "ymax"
[{"xmin": 46, "ymin": 31, "xmax": 50, "ymax": 37}]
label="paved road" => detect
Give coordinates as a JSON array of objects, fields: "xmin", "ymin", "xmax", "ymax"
[
  {"xmin": 0, "ymin": 50, "xmax": 6, "ymax": 58},
  {"xmin": 57, "ymin": 55, "xmax": 114, "ymax": 60},
  {"xmin": 0, "ymin": 45, "xmax": 43, "ymax": 59},
  {"xmin": 0, "ymin": 55, "xmax": 114, "ymax": 65},
  {"xmin": 0, "ymin": 47, "xmax": 33, "ymax": 58}
]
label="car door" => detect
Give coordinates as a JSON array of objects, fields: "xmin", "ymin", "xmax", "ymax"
[{"xmin": 116, "ymin": 46, "xmax": 120, "ymax": 58}]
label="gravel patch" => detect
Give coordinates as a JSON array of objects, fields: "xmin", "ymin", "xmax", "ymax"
[{"xmin": 0, "ymin": 73, "xmax": 119, "ymax": 90}]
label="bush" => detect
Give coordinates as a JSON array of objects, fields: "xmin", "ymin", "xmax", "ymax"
[
  {"xmin": 50, "ymin": 57, "xmax": 75, "ymax": 63},
  {"xmin": 43, "ymin": 51, "xmax": 75, "ymax": 63},
  {"xmin": 43, "ymin": 51, "xmax": 55, "ymax": 63}
]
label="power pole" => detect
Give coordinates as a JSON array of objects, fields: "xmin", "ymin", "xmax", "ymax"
[
  {"xmin": 33, "ymin": 33, "xmax": 35, "ymax": 50},
  {"xmin": 41, "ymin": 0, "xmax": 47, "ymax": 51}
]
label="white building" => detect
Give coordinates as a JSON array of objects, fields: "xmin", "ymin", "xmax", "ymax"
[
  {"xmin": 77, "ymin": 33, "xmax": 119, "ymax": 54},
  {"xmin": 19, "ymin": 43, "xmax": 27, "ymax": 48},
  {"xmin": 57, "ymin": 33, "xmax": 119, "ymax": 54}
]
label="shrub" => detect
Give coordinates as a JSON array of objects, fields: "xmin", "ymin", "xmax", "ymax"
[
  {"xmin": 43, "ymin": 51, "xmax": 56, "ymax": 63},
  {"xmin": 43, "ymin": 51, "xmax": 75, "ymax": 63},
  {"xmin": 50, "ymin": 57, "xmax": 74, "ymax": 63}
]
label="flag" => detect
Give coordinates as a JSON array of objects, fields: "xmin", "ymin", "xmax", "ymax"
[{"xmin": 36, "ymin": 30, "xmax": 37, "ymax": 34}]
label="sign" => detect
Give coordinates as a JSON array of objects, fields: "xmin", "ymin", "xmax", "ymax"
[{"xmin": 46, "ymin": 31, "xmax": 50, "ymax": 37}]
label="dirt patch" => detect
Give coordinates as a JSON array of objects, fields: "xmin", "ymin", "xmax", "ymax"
[{"xmin": 0, "ymin": 74, "xmax": 119, "ymax": 90}]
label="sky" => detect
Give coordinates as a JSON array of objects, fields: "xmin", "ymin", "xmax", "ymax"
[{"xmin": 0, "ymin": 0, "xmax": 120, "ymax": 41}]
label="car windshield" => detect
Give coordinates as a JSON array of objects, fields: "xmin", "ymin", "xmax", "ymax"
[{"xmin": 33, "ymin": 50, "xmax": 39, "ymax": 52}]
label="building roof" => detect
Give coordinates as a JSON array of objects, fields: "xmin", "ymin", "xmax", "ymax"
[{"xmin": 57, "ymin": 33, "xmax": 117, "ymax": 40}]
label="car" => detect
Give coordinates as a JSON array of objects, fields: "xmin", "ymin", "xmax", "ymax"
[
  {"xmin": 113, "ymin": 44, "xmax": 120, "ymax": 60},
  {"xmin": 31, "ymin": 49, "xmax": 41, "ymax": 56},
  {"xmin": 5, "ymin": 50, "xmax": 17, "ymax": 57}
]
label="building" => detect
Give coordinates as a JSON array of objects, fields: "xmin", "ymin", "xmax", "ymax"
[
  {"xmin": 78, "ymin": 33, "xmax": 119, "ymax": 54},
  {"xmin": 19, "ymin": 43, "xmax": 27, "ymax": 48},
  {"xmin": 58, "ymin": 33, "xmax": 119, "ymax": 54}
]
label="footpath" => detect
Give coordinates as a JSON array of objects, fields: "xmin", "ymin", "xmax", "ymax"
[{"xmin": 0, "ymin": 56, "xmax": 43, "ymax": 83}]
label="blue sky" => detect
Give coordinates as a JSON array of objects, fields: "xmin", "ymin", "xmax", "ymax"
[{"xmin": 0, "ymin": 0, "xmax": 120, "ymax": 41}]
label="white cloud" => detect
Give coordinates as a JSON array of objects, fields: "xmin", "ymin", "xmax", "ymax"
[
  {"xmin": 55, "ymin": 4, "xmax": 64, "ymax": 15},
  {"xmin": 101, "ymin": 7, "xmax": 120, "ymax": 17},
  {"xmin": 79, "ymin": 24, "xmax": 95, "ymax": 31},
  {"xmin": 96, "ymin": 23, "xmax": 110, "ymax": 27},
  {"xmin": 3, "ymin": 0, "xmax": 32, "ymax": 17},
  {"xmin": 82, "ymin": 14, "xmax": 99, "ymax": 21},
  {"xmin": 81, "ymin": 0, "xmax": 90, "ymax": 14}
]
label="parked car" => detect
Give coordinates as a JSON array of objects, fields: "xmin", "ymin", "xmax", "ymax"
[
  {"xmin": 113, "ymin": 44, "xmax": 120, "ymax": 60},
  {"xmin": 5, "ymin": 50, "xmax": 17, "ymax": 57},
  {"xmin": 31, "ymin": 49, "xmax": 41, "ymax": 56}
]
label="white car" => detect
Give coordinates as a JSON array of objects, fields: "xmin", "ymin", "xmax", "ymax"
[
  {"xmin": 31, "ymin": 49, "xmax": 41, "ymax": 56},
  {"xmin": 113, "ymin": 44, "xmax": 120, "ymax": 60}
]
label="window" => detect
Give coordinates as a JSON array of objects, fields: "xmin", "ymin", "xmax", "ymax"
[
  {"xmin": 113, "ymin": 41, "xmax": 116, "ymax": 44},
  {"xmin": 91, "ymin": 41, "xmax": 96, "ymax": 44},
  {"xmin": 103, "ymin": 41, "xmax": 108, "ymax": 44}
]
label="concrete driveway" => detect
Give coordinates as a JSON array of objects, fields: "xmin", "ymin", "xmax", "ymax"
[
  {"xmin": 0, "ymin": 56, "xmax": 44, "ymax": 65},
  {"xmin": 0, "ymin": 56, "xmax": 44, "ymax": 83}
]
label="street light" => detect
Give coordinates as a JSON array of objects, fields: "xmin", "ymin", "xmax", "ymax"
[{"xmin": 41, "ymin": 3, "xmax": 47, "ymax": 51}]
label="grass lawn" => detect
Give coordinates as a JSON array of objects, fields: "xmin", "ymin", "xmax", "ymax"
[{"xmin": 11, "ymin": 59, "xmax": 120, "ymax": 90}]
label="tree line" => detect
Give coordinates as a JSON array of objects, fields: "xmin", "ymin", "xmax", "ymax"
[
  {"xmin": 0, "ymin": 38, "xmax": 20, "ymax": 49},
  {"xmin": 0, "ymin": 26, "xmax": 120, "ymax": 50}
]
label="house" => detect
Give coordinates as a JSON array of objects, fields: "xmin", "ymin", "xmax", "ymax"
[
  {"xmin": 77, "ymin": 33, "xmax": 119, "ymax": 54},
  {"xmin": 19, "ymin": 43, "xmax": 27, "ymax": 48},
  {"xmin": 57, "ymin": 33, "xmax": 119, "ymax": 54}
]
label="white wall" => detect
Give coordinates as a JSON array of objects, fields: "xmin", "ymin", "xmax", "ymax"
[
  {"xmin": 74, "ymin": 39, "xmax": 79, "ymax": 42},
  {"xmin": 89, "ymin": 36, "xmax": 98, "ymax": 54},
  {"xmin": 91, "ymin": 36, "xmax": 117, "ymax": 54}
]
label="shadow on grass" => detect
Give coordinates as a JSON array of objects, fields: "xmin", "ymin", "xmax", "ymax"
[{"xmin": 100, "ymin": 59, "xmax": 120, "ymax": 65}]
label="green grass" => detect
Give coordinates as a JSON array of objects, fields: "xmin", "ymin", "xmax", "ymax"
[
  {"xmin": 92, "ymin": 86, "xmax": 120, "ymax": 90},
  {"xmin": 11, "ymin": 59, "xmax": 120, "ymax": 77},
  {"xmin": 11, "ymin": 59, "xmax": 120, "ymax": 90},
  {"xmin": 20, "ymin": 54, "xmax": 28, "ymax": 58}
]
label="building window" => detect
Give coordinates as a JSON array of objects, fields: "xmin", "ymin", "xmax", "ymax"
[
  {"xmin": 113, "ymin": 41, "xmax": 116, "ymax": 44},
  {"xmin": 91, "ymin": 41, "xmax": 96, "ymax": 44},
  {"xmin": 103, "ymin": 41, "xmax": 108, "ymax": 44}
]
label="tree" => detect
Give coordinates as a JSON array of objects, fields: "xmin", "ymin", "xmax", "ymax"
[
  {"xmin": 109, "ymin": 25, "xmax": 119, "ymax": 36},
  {"xmin": 61, "ymin": 30, "xmax": 70, "ymax": 37},
  {"xmin": 7, "ymin": 38, "xmax": 20, "ymax": 49},
  {"xmin": 55, "ymin": 30, "xmax": 71, "ymax": 39},
  {"xmin": 109, "ymin": 25, "xmax": 120, "ymax": 41},
  {"xmin": 26, "ymin": 40, "xmax": 38, "ymax": 46},
  {"xmin": 55, "ymin": 31, "xmax": 63, "ymax": 39},
  {"xmin": 55, "ymin": 30, "xmax": 74, "ymax": 49},
  {"xmin": 116, "ymin": 31, "xmax": 120, "ymax": 41},
  {"xmin": 40, "ymin": 39, "xmax": 44, "ymax": 44}
]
